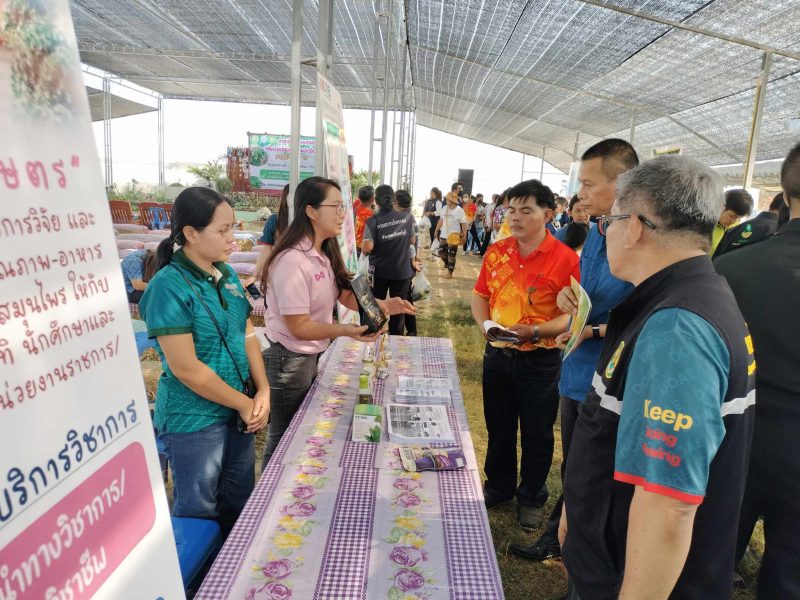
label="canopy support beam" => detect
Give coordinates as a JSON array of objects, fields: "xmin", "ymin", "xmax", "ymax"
[
  {"xmin": 288, "ymin": 0, "xmax": 304, "ymax": 224},
  {"xmin": 743, "ymin": 51, "xmax": 772, "ymax": 189},
  {"xmin": 574, "ymin": 0, "xmax": 800, "ymax": 62},
  {"xmin": 157, "ymin": 96, "xmax": 164, "ymax": 189},
  {"xmin": 103, "ymin": 77, "xmax": 113, "ymax": 190}
]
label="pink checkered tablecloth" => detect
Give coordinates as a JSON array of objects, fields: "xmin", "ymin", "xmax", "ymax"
[{"xmin": 196, "ymin": 336, "xmax": 504, "ymax": 600}]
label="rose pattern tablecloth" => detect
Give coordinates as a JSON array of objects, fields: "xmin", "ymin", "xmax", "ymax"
[{"xmin": 196, "ymin": 336, "xmax": 504, "ymax": 600}]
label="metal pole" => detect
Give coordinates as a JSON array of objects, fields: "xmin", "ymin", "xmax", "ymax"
[
  {"xmin": 315, "ymin": 0, "xmax": 332, "ymax": 176},
  {"xmin": 102, "ymin": 77, "xmax": 113, "ymax": 190},
  {"xmin": 379, "ymin": 0, "xmax": 393, "ymax": 183},
  {"xmin": 573, "ymin": 0, "xmax": 800, "ymax": 62},
  {"xmin": 288, "ymin": 0, "xmax": 304, "ymax": 224},
  {"xmin": 539, "ymin": 145, "xmax": 545, "ymax": 180},
  {"xmin": 368, "ymin": 1, "xmax": 382, "ymax": 179},
  {"xmin": 520, "ymin": 153, "xmax": 525, "ymax": 180},
  {"xmin": 572, "ymin": 131, "xmax": 580, "ymax": 160},
  {"xmin": 629, "ymin": 110, "xmax": 636, "ymax": 146},
  {"xmin": 404, "ymin": 105, "xmax": 413, "ymax": 188},
  {"xmin": 157, "ymin": 95, "xmax": 165, "ymax": 189},
  {"xmin": 389, "ymin": 35, "xmax": 400, "ymax": 188},
  {"xmin": 743, "ymin": 51, "xmax": 772, "ymax": 189},
  {"xmin": 409, "ymin": 113, "xmax": 417, "ymax": 191},
  {"xmin": 397, "ymin": 39, "xmax": 408, "ymax": 189}
]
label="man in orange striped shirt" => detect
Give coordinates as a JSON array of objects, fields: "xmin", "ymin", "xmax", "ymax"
[{"xmin": 472, "ymin": 179, "xmax": 580, "ymax": 530}]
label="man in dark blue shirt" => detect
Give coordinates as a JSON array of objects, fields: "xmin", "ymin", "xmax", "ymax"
[{"xmin": 511, "ymin": 139, "xmax": 638, "ymax": 561}]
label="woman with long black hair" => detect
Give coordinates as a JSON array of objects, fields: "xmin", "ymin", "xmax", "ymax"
[
  {"xmin": 140, "ymin": 187, "xmax": 269, "ymax": 536},
  {"xmin": 260, "ymin": 176, "xmax": 413, "ymax": 468},
  {"xmin": 423, "ymin": 187, "xmax": 443, "ymax": 245}
]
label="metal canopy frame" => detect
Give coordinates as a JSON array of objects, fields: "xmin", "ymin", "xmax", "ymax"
[{"xmin": 71, "ymin": 0, "xmax": 800, "ymax": 183}]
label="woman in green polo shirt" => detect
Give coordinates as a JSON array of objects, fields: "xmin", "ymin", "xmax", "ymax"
[{"xmin": 140, "ymin": 187, "xmax": 269, "ymax": 535}]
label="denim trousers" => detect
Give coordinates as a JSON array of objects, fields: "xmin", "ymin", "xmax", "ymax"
[
  {"xmin": 262, "ymin": 341, "xmax": 320, "ymax": 470},
  {"xmin": 482, "ymin": 343, "xmax": 561, "ymax": 507},
  {"xmin": 160, "ymin": 417, "xmax": 255, "ymax": 537}
]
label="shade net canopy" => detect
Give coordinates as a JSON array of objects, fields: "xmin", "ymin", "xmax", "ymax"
[{"xmin": 72, "ymin": 0, "xmax": 800, "ymax": 173}]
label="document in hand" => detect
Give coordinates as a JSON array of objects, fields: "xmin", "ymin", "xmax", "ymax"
[{"xmin": 562, "ymin": 275, "xmax": 593, "ymax": 360}]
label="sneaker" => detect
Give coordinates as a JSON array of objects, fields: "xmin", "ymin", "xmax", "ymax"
[
  {"xmin": 516, "ymin": 504, "xmax": 541, "ymax": 531},
  {"xmin": 510, "ymin": 535, "xmax": 561, "ymax": 561}
]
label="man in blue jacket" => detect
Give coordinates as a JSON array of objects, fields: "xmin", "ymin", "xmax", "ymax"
[{"xmin": 511, "ymin": 138, "xmax": 637, "ymax": 561}]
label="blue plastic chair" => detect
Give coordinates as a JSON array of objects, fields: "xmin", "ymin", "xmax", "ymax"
[
  {"xmin": 171, "ymin": 517, "xmax": 222, "ymax": 589},
  {"xmin": 146, "ymin": 206, "xmax": 170, "ymax": 230}
]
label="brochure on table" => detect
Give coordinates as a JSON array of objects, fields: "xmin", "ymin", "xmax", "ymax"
[{"xmin": 0, "ymin": 3, "xmax": 183, "ymax": 598}]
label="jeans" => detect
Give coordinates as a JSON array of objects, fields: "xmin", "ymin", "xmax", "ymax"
[
  {"xmin": 262, "ymin": 341, "xmax": 320, "ymax": 470},
  {"xmin": 469, "ymin": 226, "xmax": 485, "ymax": 252},
  {"xmin": 438, "ymin": 240, "xmax": 458, "ymax": 272},
  {"xmin": 371, "ymin": 276, "xmax": 412, "ymax": 335},
  {"xmin": 464, "ymin": 222, "xmax": 478, "ymax": 252},
  {"xmin": 160, "ymin": 417, "xmax": 255, "ymax": 537},
  {"xmin": 482, "ymin": 343, "xmax": 561, "ymax": 507},
  {"xmin": 540, "ymin": 396, "xmax": 582, "ymax": 542}
]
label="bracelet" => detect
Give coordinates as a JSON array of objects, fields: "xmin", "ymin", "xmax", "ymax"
[
  {"xmin": 592, "ymin": 325, "xmax": 601, "ymax": 340},
  {"xmin": 531, "ymin": 325, "xmax": 540, "ymax": 343}
]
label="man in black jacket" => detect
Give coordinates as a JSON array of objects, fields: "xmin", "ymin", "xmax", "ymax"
[
  {"xmin": 713, "ymin": 192, "xmax": 785, "ymax": 258},
  {"xmin": 715, "ymin": 142, "xmax": 800, "ymax": 599}
]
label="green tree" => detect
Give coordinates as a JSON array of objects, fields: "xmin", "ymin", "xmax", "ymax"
[
  {"xmin": 350, "ymin": 170, "xmax": 380, "ymax": 195},
  {"xmin": 186, "ymin": 157, "xmax": 226, "ymax": 187}
]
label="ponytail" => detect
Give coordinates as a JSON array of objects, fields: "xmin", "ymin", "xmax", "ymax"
[{"xmin": 155, "ymin": 236, "xmax": 175, "ymax": 271}]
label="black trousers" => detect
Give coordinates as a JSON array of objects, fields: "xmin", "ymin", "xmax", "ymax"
[
  {"xmin": 540, "ymin": 396, "xmax": 582, "ymax": 541},
  {"xmin": 479, "ymin": 227, "xmax": 492, "ymax": 256},
  {"xmin": 428, "ymin": 216, "xmax": 440, "ymax": 245},
  {"xmin": 482, "ymin": 344, "xmax": 561, "ymax": 507},
  {"xmin": 735, "ymin": 472, "xmax": 800, "ymax": 598},
  {"xmin": 371, "ymin": 276, "xmax": 412, "ymax": 336}
]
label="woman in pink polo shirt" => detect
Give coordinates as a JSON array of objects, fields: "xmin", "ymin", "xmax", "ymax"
[{"xmin": 260, "ymin": 176, "xmax": 412, "ymax": 469}]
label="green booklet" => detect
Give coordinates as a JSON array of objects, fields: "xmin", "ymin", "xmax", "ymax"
[
  {"xmin": 352, "ymin": 403, "xmax": 382, "ymax": 443},
  {"xmin": 563, "ymin": 276, "xmax": 593, "ymax": 361}
]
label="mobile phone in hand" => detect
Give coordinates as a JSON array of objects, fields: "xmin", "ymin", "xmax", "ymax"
[
  {"xmin": 487, "ymin": 327, "xmax": 520, "ymax": 344},
  {"xmin": 246, "ymin": 283, "xmax": 261, "ymax": 299}
]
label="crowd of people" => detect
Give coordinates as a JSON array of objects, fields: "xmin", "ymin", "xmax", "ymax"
[
  {"xmin": 133, "ymin": 134, "xmax": 800, "ymax": 599},
  {"xmin": 468, "ymin": 138, "xmax": 799, "ymax": 600}
]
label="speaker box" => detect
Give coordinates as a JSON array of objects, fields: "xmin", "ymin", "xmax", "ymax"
[{"xmin": 457, "ymin": 169, "xmax": 474, "ymax": 196}]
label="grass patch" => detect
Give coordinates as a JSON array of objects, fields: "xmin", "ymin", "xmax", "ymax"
[{"xmin": 417, "ymin": 299, "xmax": 761, "ymax": 600}]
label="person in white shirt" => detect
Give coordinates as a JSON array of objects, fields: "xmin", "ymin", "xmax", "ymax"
[{"xmin": 433, "ymin": 191, "xmax": 467, "ymax": 279}]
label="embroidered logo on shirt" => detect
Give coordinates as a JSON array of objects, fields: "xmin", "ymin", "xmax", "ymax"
[
  {"xmin": 314, "ymin": 271, "xmax": 326, "ymax": 281},
  {"xmin": 605, "ymin": 341, "xmax": 625, "ymax": 379},
  {"xmin": 224, "ymin": 282, "xmax": 244, "ymax": 299}
]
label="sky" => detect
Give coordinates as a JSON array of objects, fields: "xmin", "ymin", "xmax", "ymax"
[{"xmin": 91, "ymin": 99, "xmax": 568, "ymax": 206}]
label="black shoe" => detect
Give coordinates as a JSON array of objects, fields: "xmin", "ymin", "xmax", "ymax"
[
  {"xmin": 515, "ymin": 504, "xmax": 542, "ymax": 530},
  {"xmin": 483, "ymin": 487, "xmax": 514, "ymax": 509},
  {"xmin": 510, "ymin": 536, "xmax": 561, "ymax": 561}
]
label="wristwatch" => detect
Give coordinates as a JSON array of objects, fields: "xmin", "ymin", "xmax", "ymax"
[
  {"xmin": 531, "ymin": 325, "xmax": 540, "ymax": 343},
  {"xmin": 592, "ymin": 325, "xmax": 601, "ymax": 340}
]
